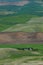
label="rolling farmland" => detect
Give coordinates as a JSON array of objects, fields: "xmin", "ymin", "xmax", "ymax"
[
  {"xmin": 0, "ymin": 47, "xmax": 43, "ymax": 65},
  {"xmin": 0, "ymin": 14, "xmax": 32, "ymax": 32},
  {"xmin": 0, "ymin": 16, "xmax": 43, "ymax": 32},
  {"xmin": 0, "ymin": 43, "xmax": 43, "ymax": 65},
  {"xmin": 0, "ymin": 0, "xmax": 43, "ymax": 65}
]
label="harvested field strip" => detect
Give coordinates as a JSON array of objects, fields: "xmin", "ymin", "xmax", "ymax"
[{"xmin": 0, "ymin": 32, "xmax": 43, "ymax": 43}]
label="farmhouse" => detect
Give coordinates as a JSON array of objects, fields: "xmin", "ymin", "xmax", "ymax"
[{"xmin": 17, "ymin": 48, "xmax": 38, "ymax": 51}]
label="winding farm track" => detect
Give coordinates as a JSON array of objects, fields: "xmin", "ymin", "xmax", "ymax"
[{"xmin": 0, "ymin": 32, "xmax": 43, "ymax": 44}]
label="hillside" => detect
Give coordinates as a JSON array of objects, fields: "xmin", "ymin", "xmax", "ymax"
[
  {"xmin": 0, "ymin": 0, "xmax": 43, "ymax": 16},
  {"xmin": 0, "ymin": 0, "xmax": 43, "ymax": 31},
  {"xmin": 1, "ymin": 16, "xmax": 43, "ymax": 32},
  {"xmin": 0, "ymin": 48, "xmax": 43, "ymax": 65}
]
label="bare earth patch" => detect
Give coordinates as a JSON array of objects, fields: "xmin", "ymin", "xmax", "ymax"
[{"xmin": 0, "ymin": 32, "xmax": 43, "ymax": 44}]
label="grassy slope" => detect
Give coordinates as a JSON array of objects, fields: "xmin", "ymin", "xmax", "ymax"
[
  {"xmin": 0, "ymin": 14, "xmax": 31, "ymax": 24},
  {"xmin": 2, "ymin": 16, "xmax": 43, "ymax": 32},
  {"xmin": 0, "ymin": 14, "xmax": 37, "ymax": 32},
  {"xmin": 0, "ymin": 48, "xmax": 43, "ymax": 65},
  {"xmin": 0, "ymin": 44, "xmax": 43, "ymax": 65},
  {"xmin": 0, "ymin": 24, "xmax": 11, "ymax": 31},
  {"xmin": 0, "ymin": 14, "xmax": 43, "ymax": 32},
  {"xmin": 0, "ymin": 44, "xmax": 43, "ymax": 64},
  {"xmin": 0, "ymin": 44, "xmax": 43, "ymax": 50}
]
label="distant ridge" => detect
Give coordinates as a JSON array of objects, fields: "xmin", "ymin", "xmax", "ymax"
[
  {"xmin": 0, "ymin": 0, "xmax": 43, "ymax": 16},
  {"xmin": 0, "ymin": 0, "xmax": 28, "ymax": 2},
  {"xmin": 0, "ymin": 1, "xmax": 29, "ymax": 6}
]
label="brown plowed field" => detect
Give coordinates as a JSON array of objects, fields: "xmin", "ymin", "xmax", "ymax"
[{"xmin": 0, "ymin": 32, "xmax": 43, "ymax": 44}]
